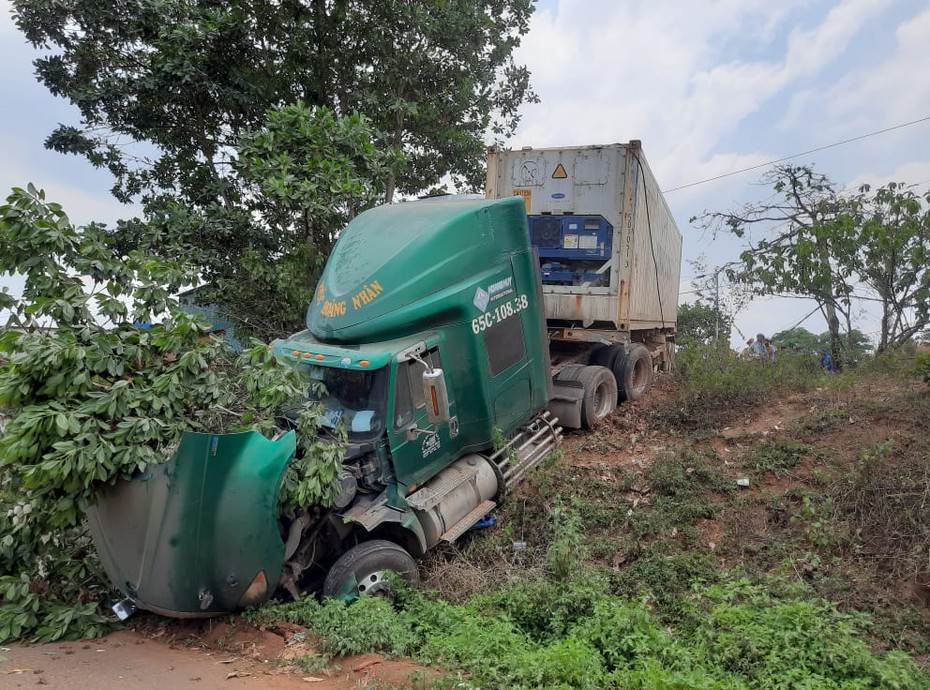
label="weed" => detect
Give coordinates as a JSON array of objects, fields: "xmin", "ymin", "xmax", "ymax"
[
  {"xmin": 291, "ymin": 652, "xmax": 331, "ymax": 673},
  {"xmin": 645, "ymin": 448, "xmax": 731, "ymax": 497},
  {"xmin": 793, "ymin": 409, "xmax": 848, "ymax": 434},
  {"xmin": 545, "ymin": 504, "xmax": 586, "ymax": 581},
  {"xmin": 788, "ymin": 493, "xmax": 836, "ymax": 548},
  {"xmin": 650, "ymin": 349, "xmax": 819, "ymax": 430},
  {"xmin": 746, "ymin": 437, "xmax": 811, "ymax": 474}
]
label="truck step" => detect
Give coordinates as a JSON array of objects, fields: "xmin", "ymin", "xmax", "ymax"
[
  {"xmin": 489, "ymin": 411, "xmax": 562, "ymax": 491},
  {"xmin": 440, "ymin": 499, "xmax": 497, "ymax": 543},
  {"xmin": 406, "ymin": 463, "xmax": 479, "ymax": 511}
]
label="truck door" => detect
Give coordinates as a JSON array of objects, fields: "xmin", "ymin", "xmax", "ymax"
[{"xmin": 389, "ymin": 346, "xmax": 459, "ymax": 487}]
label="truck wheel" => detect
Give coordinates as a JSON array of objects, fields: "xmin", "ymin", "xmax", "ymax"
[
  {"xmin": 554, "ymin": 363, "xmax": 586, "ymax": 381},
  {"xmin": 618, "ymin": 344, "xmax": 653, "ymax": 402},
  {"xmin": 323, "ymin": 540, "xmax": 419, "ymax": 601},
  {"xmin": 577, "ymin": 365, "xmax": 618, "ymax": 429},
  {"xmin": 589, "ymin": 343, "xmax": 623, "ymax": 370}
]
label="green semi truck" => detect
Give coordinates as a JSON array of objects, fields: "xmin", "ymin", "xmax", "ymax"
[{"xmin": 88, "ymin": 144, "xmax": 681, "ymax": 618}]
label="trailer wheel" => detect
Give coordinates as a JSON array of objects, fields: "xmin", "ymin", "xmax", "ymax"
[
  {"xmin": 618, "ymin": 344, "xmax": 653, "ymax": 402},
  {"xmin": 577, "ymin": 365, "xmax": 618, "ymax": 429},
  {"xmin": 323, "ymin": 540, "xmax": 419, "ymax": 602}
]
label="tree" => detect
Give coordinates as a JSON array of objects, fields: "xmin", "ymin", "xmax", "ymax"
[
  {"xmin": 13, "ymin": 0, "xmax": 534, "ymax": 203},
  {"xmin": 849, "ymin": 182, "xmax": 930, "ymax": 352},
  {"xmin": 677, "ymin": 301, "xmax": 733, "ymax": 348},
  {"xmin": 0, "ymin": 186, "xmax": 341, "ymax": 642},
  {"xmin": 821, "ymin": 328, "xmax": 872, "ymax": 361},
  {"xmin": 13, "ymin": 0, "xmax": 535, "ymax": 339},
  {"xmin": 771, "ymin": 327, "xmax": 821, "ymax": 353},
  {"xmin": 694, "ymin": 165, "xmax": 860, "ymax": 369},
  {"xmin": 128, "ymin": 103, "xmax": 400, "ymax": 338},
  {"xmin": 771, "ymin": 327, "xmax": 871, "ymax": 360}
]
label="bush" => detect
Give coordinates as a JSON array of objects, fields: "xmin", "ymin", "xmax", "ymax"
[{"xmin": 0, "ymin": 187, "xmax": 338, "ymax": 642}]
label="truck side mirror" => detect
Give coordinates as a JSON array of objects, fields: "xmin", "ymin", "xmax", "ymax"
[{"xmin": 422, "ymin": 368, "xmax": 451, "ymax": 425}]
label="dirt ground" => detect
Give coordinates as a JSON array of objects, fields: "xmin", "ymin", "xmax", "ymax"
[
  {"xmin": 3, "ymin": 373, "xmax": 925, "ymax": 688},
  {"xmin": 1, "ymin": 624, "xmax": 424, "ymax": 690}
]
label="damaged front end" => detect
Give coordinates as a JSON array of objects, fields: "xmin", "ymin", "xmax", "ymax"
[{"xmin": 86, "ymin": 430, "xmax": 296, "ymax": 618}]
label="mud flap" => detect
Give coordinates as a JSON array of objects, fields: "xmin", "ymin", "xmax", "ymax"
[{"xmin": 86, "ymin": 430, "xmax": 296, "ymax": 617}]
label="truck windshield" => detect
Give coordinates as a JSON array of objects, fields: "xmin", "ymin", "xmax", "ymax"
[{"xmin": 301, "ymin": 364, "xmax": 388, "ymax": 441}]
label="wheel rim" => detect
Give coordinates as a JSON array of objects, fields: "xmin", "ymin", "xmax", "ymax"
[
  {"xmin": 356, "ymin": 570, "xmax": 393, "ymax": 598},
  {"xmin": 631, "ymin": 357, "xmax": 650, "ymax": 393},
  {"xmin": 593, "ymin": 381, "xmax": 613, "ymax": 417}
]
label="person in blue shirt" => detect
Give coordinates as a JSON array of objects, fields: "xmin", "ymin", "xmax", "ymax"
[{"xmin": 819, "ymin": 350, "xmax": 834, "ymax": 373}]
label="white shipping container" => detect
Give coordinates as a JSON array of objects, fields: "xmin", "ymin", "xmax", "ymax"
[{"xmin": 486, "ymin": 142, "xmax": 682, "ymax": 338}]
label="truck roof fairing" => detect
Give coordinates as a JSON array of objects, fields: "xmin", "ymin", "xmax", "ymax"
[{"xmin": 307, "ymin": 197, "xmax": 530, "ymax": 343}]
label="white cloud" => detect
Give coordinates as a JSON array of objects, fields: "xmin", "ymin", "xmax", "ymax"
[
  {"xmin": 514, "ymin": 0, "xmax": 926, "ymax": 346},
  {"xmin": 783, "ymin": 7, "xmax": 930, "ymax": 144}
]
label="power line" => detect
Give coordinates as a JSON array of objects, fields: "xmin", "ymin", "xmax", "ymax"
[{"xmin": 663, "ymin": 114, "xmax": 930, "ymax": 193}]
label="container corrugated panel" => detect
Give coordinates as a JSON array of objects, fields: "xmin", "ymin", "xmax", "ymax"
[
  {"xmin": 625, "ymin": 152, "xmax": 681, "ymax": 331},
  {"xmin": 486, "ymin": 143, "xmax": 681, "ymax": 333}
]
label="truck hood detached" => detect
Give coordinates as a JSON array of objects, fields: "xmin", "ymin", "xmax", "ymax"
[{"xmin": 86, "ymin": 430, "xmax": 296, "ymax": 617}]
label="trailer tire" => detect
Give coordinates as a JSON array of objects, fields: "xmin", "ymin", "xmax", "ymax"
[
  {"xmin": 323, "ymin": 540, "xmax": 419, "ymax": 601},
  {"xmin": 617, "ymin": 344, "xmax": 653, "ymax": 402},
  {"xmin": 576, "ymin": 365, "xmax": 618, "ymax": 429}
]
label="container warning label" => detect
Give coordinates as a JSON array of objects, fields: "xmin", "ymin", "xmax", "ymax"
[
  {"xmin": 512, "ymin": 188, "xmax": 531, "ymax": 212},
  {"xmin": 551, "ymin": 163, "xmax": 568, "ymax": 179}
]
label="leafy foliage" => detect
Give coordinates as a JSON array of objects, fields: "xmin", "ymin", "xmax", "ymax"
[
  {"xmin": 14, "ymin": 0, "xmax": 534, "ymax": 201},
  {"xmin": 250, "ymin": 573, "xmax": 927, "ymax": 689},
  {"xmin": 772, "ymin": 326, "xmax": 872, "ymax": 360},
  {"xmin": 917, "ymin": 350, "xmax": 930, "ymax": 383},
  {"xmin": 12, "ymin": 0, "xmax": 537, "ymax": 338},
  {"xmin": 0, "ymin": 186, "xmax": 338, "ymax": 642},
  {"xmin": 850, "ymin": 182, "xmax": 930, "ymax": 351},
  {"xmin": 676, "ymin": 301, "xmax": 733, "ymax": 348},
  {"xmin": 120, "ymin": 103, "xmax": 399, "ymax": 340}
]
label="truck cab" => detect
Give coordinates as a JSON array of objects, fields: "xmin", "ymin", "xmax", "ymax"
[{"xmin": 89, "ymin": 197, "xmax": 566, "ymax": 615}]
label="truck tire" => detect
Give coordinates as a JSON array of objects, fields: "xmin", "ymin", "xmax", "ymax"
[
  {"xmin": 589, "ymin": 343, "xmax": 623, "ymax": 370},
  {"xmin": 554, "ymin": 363, "xmax": 586, "ymax": 381},
  {"xmin": 576, "ymin": 365, "xmax": 618, "ymax": 429},
  {"xmin": 618, "ymin": 343, "xmax": 653, "ymax": 402},
  {"xmin": 323, "ymin": 540, "xmax": 419, "ymax": 601}
]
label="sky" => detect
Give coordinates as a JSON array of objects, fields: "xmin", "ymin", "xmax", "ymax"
[{"xmin": 2, "ymin": 0, "xmax": 930, "ymax": 347}]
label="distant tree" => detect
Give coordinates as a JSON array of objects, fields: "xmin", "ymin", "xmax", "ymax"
[
  {"xmin": 817, "ymin": 329, "xmax": 872, "ymax": 361},
  {"xmin": 771, "ymin": 327, "xmax": 821, "ymax": 353},
  {"xmin": 677, "ymin": 301, "xmax": 732, "ymax": 348},
  {"xmin": 692, "ymin": 165, "xmax": 857, "ymax": 369},
  {"xmin": 848, "ymin": 182, "xmax": 930, "ymax": 352}
]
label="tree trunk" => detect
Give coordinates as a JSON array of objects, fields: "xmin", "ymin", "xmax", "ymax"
[{"xmin": 824, "ymin": 300, "xmax": 842, "ymax": 370}]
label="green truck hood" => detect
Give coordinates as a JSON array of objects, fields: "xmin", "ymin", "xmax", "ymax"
[
  {"xmin": 307, "ymin": 196, "xmax": 530, "ymax": 343},
  {"xmin": 86, "ymin": 430, "xmax": 296, "ymax": 617}
]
